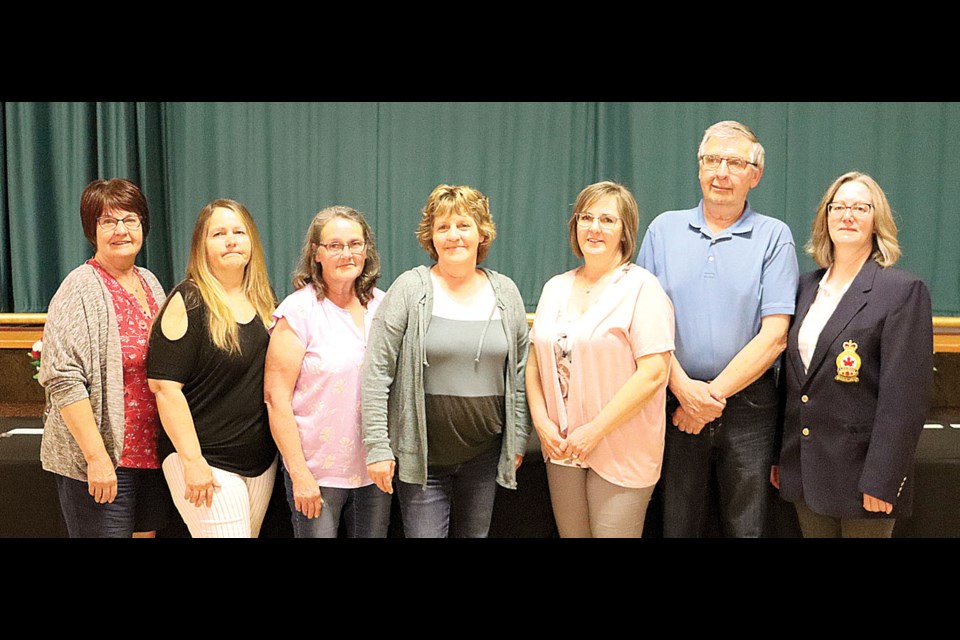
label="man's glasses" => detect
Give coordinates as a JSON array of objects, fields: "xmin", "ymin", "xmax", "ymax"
[{"xmin": 699, "ymin": 154, "xmax": 757, "ymax": 175}]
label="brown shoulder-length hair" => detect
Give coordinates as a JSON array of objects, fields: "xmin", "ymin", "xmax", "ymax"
[
  {"xmin": 416, "ymin": 184, "xmax": 497, "ymax": 263},
  {"xmin": 567, "ymin": 181, "xmax": 640, "ymax": 264},
  {"xmin": 805, "ymin": 171, "xmax": 901, "ymax": 268},
  {"xmin": 184, "ymin": 198, "xmax": 276, "ymax": 354},
  {"xmin": 291, "ymin": 205, "xmax": 381, "ymax": 306},
  {"xmin": 80, "ymin": 178, "xmax": 150, "ymax": 251}
]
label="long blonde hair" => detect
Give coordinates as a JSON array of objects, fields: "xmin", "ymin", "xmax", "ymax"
[{"xmin": 186, "ymin": 198, "xmax": 276, "ymax": 354}]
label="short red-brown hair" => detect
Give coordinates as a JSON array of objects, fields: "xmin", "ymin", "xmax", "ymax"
[{"xmin": 79, "ymin": 178, "xmax": 150, "ymax": 250}]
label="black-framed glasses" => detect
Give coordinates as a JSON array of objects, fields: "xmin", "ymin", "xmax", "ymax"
[
  {"xmin": 827, "ymin": 202, "xmax": 874, "ymax": 217},
  {"xmin": 575, "ymin": 212, "xmax": 620, "ymax": 230},
  {"xmin": 317, "ymin": 240, "xmax": 366, "ymax": 254},
  {"xmin": 97, "ymin": 215, "xmax": 142, "ymax": 231},
  {"xmin": 699, "ymin": 154, "xmax": 757, "ymax": 175}
]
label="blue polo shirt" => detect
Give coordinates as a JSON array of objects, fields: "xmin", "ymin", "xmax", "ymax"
[{"xmin": 637, "ymin": 200, "xmax": 799, "ymax": 381}]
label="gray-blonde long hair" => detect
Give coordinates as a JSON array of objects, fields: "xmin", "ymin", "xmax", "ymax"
[{"xmin": 291, "ymin": 205, "xmax": 381, "ymax": 306}]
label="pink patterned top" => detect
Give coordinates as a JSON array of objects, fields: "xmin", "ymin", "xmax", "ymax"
[
  {"xmin": 530, "ymin": 264, "xmax": 675, "ymax": 488},
  {"xmin": 88, "ymin": 259, "xmax": 161, "ymax": 469},
  {"xmin": 271, "ymin": 284, "xmax": 384, "ymax": 489}
]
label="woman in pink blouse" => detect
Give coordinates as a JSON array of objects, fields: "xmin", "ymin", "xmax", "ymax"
[
  {"xmin": 264, "ymin": 206, "xmax": 391, "ymax": 537},
  {"xmin": 527, "ymin": 181, "xmax": 675, "ymax": 537},
  {"xmin": 38, "ymin": 179, "xmax": 169, "ymax": 538}
]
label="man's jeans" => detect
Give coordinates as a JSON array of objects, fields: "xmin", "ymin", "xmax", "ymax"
[{"xmin": 661, "ymin": 370, "xmax": 779, "ymax": 538}]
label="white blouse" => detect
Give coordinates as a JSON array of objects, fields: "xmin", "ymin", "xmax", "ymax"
[{"xmin": 797, "ymin": 268, "xmax": 854, "ymax": 373}]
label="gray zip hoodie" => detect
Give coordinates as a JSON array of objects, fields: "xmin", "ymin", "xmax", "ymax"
[{"xmin": 361, "ymin": 265, "xmax": 532, "ymax": 489}]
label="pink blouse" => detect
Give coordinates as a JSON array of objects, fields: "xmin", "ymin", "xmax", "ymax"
[
  {"xmin": 272, "ymin": 285, "xmax": 384, "ymax": 489},
  {"xmin": 530, "ymin": 264, "xmax": 675, "ymax": 488},
  {"xmin": 88, "ymin": 259, "xmax": 161, "ymax": 469}
]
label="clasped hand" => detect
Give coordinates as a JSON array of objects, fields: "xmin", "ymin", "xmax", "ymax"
[
  {"xmin": 673, "ymin": 379, "xmax": 725, "ymax": 434},
  {"xmin": 536, "ymin": 417, "xmax": 601, "ymax": 463}
]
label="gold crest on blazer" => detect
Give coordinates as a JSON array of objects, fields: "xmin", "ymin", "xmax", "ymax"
[{"xmin": 835, "ymin": 340, "xmax": 861, "ymax": 383}]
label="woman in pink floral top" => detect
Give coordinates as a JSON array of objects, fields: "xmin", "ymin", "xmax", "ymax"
[
  {"xmin": 264, "ymin": 206, "xmax": 391, "ymax": 537},
  {"xmin": 39, "ymin": 179, "xmax": 169, "ymax": 537},
  {"xmin": 527, "ymin": 181, "xmax": 675, "ymax": 538}
]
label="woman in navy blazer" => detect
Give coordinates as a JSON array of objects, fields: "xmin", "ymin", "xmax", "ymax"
[{"xmin": 772, "ymin": 171, "xmax": 933, "ymax": 537}]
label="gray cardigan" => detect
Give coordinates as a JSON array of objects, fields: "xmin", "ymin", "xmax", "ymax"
[
  {"xmin": 361, "ymin": 265, "xmax": 532, "ymax": 489},
  {"xmin": 38, "ymin": 263, "xmax": 165, "ymax": 481}
]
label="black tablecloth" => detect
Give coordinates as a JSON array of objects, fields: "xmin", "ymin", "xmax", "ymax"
[
  {"xmin": 0, "ymin": 416, "xmax": 557, "ymax": 538},
  {"xmin": 3, "ymin": 415, "xmax": 956, "ymax": 538},
  {"xmin": 0, "ymin": 416, "xmax": 68, "ymax": 537},
  {"xmin": 893, "ymin": 411, "xmax": 960, "ymax": 538}
]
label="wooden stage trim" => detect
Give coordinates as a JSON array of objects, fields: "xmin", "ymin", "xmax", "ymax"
[{"xmin": 2, "ymin": 313, "xmax": 960, "ymax": 351}]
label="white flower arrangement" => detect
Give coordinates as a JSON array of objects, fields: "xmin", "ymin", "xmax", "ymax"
[{"xmin": 27, "ymin": 340, "xmax": 42, "ymax": 381}]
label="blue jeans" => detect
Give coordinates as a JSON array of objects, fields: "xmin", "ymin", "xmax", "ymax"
[
  {"xmin": 55, "ymin": 467, "xmax": 170, "ymax": 538},
  {"xmin": 661, "ymin": 370, "xmax": 779, "ymax": 538},
  {"xmin": 282, "ymin": 466, "xmax": 392, "ymax": 538},
  {"xmin": 396, "ymin": 445, "xmax": 500, "ymax": 538}
]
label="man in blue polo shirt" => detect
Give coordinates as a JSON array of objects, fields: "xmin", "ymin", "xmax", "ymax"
[{"xmin": 638, "ymin": 120, "xmax": 799, "ymax": 537}]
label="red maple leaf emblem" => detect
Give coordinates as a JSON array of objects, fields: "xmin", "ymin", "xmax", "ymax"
[{"xmin": 843, "ymin": 357, "xmax": 855, "ymax": 367}]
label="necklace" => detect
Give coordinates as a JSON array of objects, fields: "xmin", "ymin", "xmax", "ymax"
[
  {"xmin": 112, "ymin": 272, "xmax": 150, "ymax": 316},
  {"xmin": 579, "ymin": 264, "xmax": 620, "ymax": 295}
]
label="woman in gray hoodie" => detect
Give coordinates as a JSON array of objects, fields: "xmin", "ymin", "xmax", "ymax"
[{"xmin": 362, "ymin": 184, "xmax": 531, "ymax": 538}]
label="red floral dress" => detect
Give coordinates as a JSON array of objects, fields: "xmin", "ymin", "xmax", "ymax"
[{"xmin": 89, "ymin": 259, "xmax": 161, "ymax": 469}]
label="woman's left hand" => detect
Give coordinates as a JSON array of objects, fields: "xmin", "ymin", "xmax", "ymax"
[
  {"xmin": 515, "ymin": 454, "xmax": 523, "ymax": 470},
  {"xmin": 565, "ymin": 423, "xmax": 603, "ymax": 463},
  {"xmin": 863, "ymin": 493, "xmax": 893, "ymax": 514}
]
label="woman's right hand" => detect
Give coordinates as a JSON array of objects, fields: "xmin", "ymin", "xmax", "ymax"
[
  {"xmin": 368, "ymin": 460, "xmax": 396, "ymax": 495},
  {"xmin": 182, "ymin": 457, "xmax": 221, "ymax": 508},
  {"xmin": 86, "ymin": 455, "xmax": 118, "ymax": 504},
  {"xmin": 534, "ymin": 417, "xmax": 568, "ymax": 461},
  {"xmin": 291, "ymin": 473, "xmax": 323, "ymax": 519}
]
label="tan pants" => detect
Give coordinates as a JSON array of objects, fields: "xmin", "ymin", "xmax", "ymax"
[{"xmin": 546, "ymin": 463, "xmax": 655, "ymax": 538}]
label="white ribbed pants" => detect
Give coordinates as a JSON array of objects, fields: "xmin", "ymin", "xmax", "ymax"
[{"xmin": 162, "ymin": 453, "xmax": 276, "ymax": 538}]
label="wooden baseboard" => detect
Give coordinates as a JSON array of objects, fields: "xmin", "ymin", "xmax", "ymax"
[{"xmin": 4, "ymin": 313, "xmax": 960, "ymax": 351}]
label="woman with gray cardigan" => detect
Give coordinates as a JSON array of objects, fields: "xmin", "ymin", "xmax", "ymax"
[
  {"xmin": 362, "ymin": 184, "xmax": 531, "ymax": 538},
  {"xmin": 38, "ymin": 179, "xmax": 169, "ymax": 538}
]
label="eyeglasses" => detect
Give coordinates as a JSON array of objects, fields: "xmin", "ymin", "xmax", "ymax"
[
  {"xmin": 699, "ymin": 154, "xmax": 757, "ymax": 175},
  {"xmin": 827, "ymin": 202, "xmax": 874, "ymax": 217},
  {"xmin": 97, "ymin": 215, "xmax": 142, "ymax": 231},
  {"xmin": 317, "ymin": 240, "xmax": 366, "ymax": 254},
  {"xmin": 575, "ymin": 213, "xmax": 620, "ymax": 230}
]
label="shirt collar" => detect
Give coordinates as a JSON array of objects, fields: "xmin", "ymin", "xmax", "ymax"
[
  {"xmin": 688, "ymin": 200, "xmax": 756, "ymax": 239},
  {"xmin": 817, "ymin": 266, "xmax": 854, "ymax": 299}
]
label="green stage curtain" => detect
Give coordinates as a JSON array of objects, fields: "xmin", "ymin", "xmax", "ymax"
[
  {"xmin": 2, "ymin": 102, "xmax": 169, "ymax": 310},
  {"xmin": 2, "ymin": 102, "xmax": 957, "ymax": 315}
]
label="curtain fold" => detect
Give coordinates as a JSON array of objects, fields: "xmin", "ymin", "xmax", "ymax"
[
  {"xmin": 161, "ymin": 101, "xmax": 379, "ymax": 296},
  {"xmin": 375, "ymin": 101, "xmax": 597, "ymax": 309},
  {"xmin": 0, "ymin": 102, "xmax": 10, "ymax": 311}
]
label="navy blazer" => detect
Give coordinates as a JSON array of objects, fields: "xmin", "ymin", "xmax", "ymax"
[{"xmin": 777, "ymin": 259, "xmax": 933, "ymax": 519}]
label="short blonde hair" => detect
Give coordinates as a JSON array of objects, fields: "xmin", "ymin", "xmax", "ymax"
[
  {"xmin": 805, "ymin": 171, "xmax": 901, "ymax": 268},
  {"xmin": 416, "ymin": 184, "xmax": 496, "ymax": 263},
  {"xmin": 567, "ymin": 181, "xmax": 640, "ymax": 264},
  {"xmin": 698, "ymin": 120, "xmax": 765, "ymax": 171}
]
